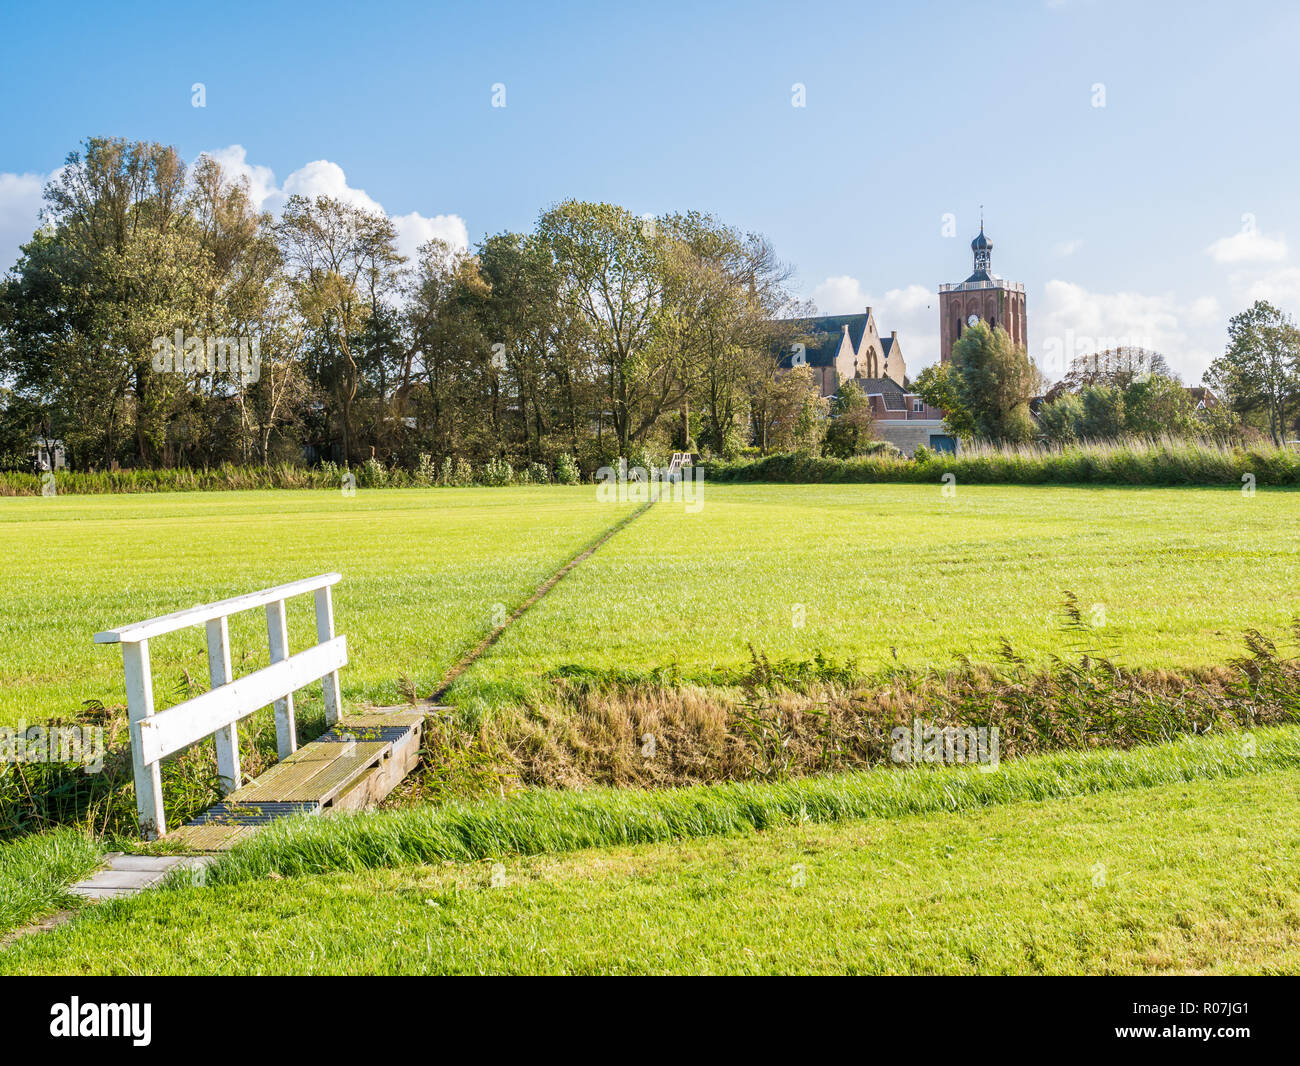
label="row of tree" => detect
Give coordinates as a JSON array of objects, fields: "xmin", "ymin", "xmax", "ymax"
[
  {"xmin": 1, "ymin": 137, "xmax": 829, "ymax": 473},
  {"xmin": 915, "ymin": 303, "xmax": 1298, "ymax": 447},
  {"xmin": 4, "ymin": 138, "xmax": 1297, "ymax": 470}
]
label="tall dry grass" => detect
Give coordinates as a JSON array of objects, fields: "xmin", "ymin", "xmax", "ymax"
[{"xmin": 708, "ymin": 436, "xmax": 1300, "ymax": 486}]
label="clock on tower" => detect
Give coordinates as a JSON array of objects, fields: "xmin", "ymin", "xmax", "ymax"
[{"xmin": 937, "ymin": 216, "xmax": 1028, "ymax": 363}]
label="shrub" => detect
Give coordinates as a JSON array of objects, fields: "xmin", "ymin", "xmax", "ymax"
[
  {"xmin": 526, "ymin": 461, "xmax": 551, "ymax": 484},
  {"xmin": 357, "ymin": 457, "xmax": 389, "ymax": 488},
  {"xmin": 481, "ymin": 457, "xmax": 514, "ymax": 486},
  {"xmin": 625, "ymin": 444, "xmax": 659, "ymax": 473},
  {"xmin": 555, "ymin": 453, "xmax": 581, "ymax": 485},
  {"xmin": 414, "ymin": 453, "xmax": 437, "ymax": 486},
  {"xmin": 705, "ymin": 438, "xmax": 1300, "ymax": 487}
]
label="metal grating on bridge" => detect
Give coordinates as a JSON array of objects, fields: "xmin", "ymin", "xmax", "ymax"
[{"xmin": 185, "ymin": 800, "xmax": 321, "ymax": 826}]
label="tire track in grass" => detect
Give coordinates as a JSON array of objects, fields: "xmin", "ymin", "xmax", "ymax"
[{"xmin": 429, "ymin": 501, "xmax": 655, "ymax": 702}]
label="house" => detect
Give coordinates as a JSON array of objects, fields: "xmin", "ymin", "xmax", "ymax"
[
  {"xmin": 775, "ymin": 309, "xmax": 953, "ymax": 455},
  {"xmin": 844, "ymin": 377, "xmax": 953, "ymax": 455},
  {"xmin": 774, "ymin": 308, "xmax": 906, "ymax": 397},
  {"xmin": 30, "ymin": 438, "xmax": 65, "ymax": 471}
]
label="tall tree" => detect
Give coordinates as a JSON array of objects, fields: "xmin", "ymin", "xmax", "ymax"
[
  {"xmin": 2, "ymin": 137, "xmax": 210, "ymax": 467},
  {"xmin": 404, "ymin": 239, "xmax": 490, "ymax": 462},
  {"xmin": 1206, "ymin": 300, "xmax": 1300, "ymax": 444},
  {"xmin": 539, "ymin": 201, "xmax": 672, "ymax": 455},
  {"xmin": 1059, "ymin": 346, "xmax": 1174, "ymax": 390},
  {"xmin": 944, "ymin": 322, "xmax": 1042, "ymax": 443},
  {"xmin": 278, "ymin": 194, "xmax": 402, "ymax": 462}
]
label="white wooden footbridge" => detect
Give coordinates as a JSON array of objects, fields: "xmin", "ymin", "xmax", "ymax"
[{"xmin": 93, "ymin": 573, "xmax": 422, "ymax": 849}]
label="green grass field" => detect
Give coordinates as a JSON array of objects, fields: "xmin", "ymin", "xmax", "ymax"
[
  {"xmin": 0, "ymin": 488, "xmax": 633, "ymax": 727},
  {"xmin": 450, "ymin": 482, "xmax": 1300, "ymax": 708},
  {"xmin": 6, "ymin": 733, "xmax": 1297, "ymax": 973},
  {"xmin": 2, "ymin": 483, "xmax": 1295, "ymax": 727}
]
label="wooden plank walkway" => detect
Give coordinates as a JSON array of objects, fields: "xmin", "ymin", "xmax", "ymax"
[{"xmin": 162, "ymin": 707, "xmax": 426, "ymax": 852}]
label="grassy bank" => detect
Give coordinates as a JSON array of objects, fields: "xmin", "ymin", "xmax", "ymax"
[
  {"xmin": 0, "ymin": 829, "xmax": 102, "ymax": 938},
  {"xmin": 404, "ymin": 615, "xmax": 1300, "ymax": 795},
  {"xmin": 197, "ymin": 723, "xmax": 1298, "ymax": 887},
  {"xmin": 4, "ymin": 750, "xmax": 1298, "ymax": 973},
  {"xmin": 708, "ymin": 437, "xmax": 1300, "ymax": 486}
]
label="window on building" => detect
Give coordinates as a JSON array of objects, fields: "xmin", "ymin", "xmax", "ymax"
[{"xmin": 913, "ymin": 399, "xmax": 923, "ymax": 413}]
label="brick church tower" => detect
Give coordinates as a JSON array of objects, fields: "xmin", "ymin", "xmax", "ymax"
[{"xmin": 938, "ymin": 220, "xmax": 1027, "ymax": 363}]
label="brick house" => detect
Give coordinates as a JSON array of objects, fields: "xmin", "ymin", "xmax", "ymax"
[
  {"xmin": 774, "ymin": 308, "xmax": 953, "ymax": 455},
  {"xmin": 774, "ymin": 307, "xmax": 905, "ymax": 397}
]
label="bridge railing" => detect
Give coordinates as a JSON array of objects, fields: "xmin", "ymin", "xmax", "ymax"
[{"xmin": 94, "ymin": 573, "xmax": 347, "ymax": 839}]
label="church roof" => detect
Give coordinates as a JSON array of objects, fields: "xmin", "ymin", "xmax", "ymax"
[
  {"xmin": 971, "ymin": 226, "xmax": 992, "ymax": 251},
  {"xmin": 774, "ymin": 313, "xmax": 869, "ymax": 368},
  {"xmin": 881, "ymin": 336, "xmax": 897, "ymax": 358}
]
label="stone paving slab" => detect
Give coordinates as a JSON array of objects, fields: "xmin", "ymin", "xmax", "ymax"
[{"xmin": 68, "ymin": 852, "xmax": 214, "ymax": 900}]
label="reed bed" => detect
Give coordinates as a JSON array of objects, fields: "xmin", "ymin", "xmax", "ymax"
[{"xmin": 707, "ymin": 436, "xmax": 1300, "ymax": 486}]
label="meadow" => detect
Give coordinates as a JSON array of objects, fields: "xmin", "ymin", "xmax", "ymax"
[
  {"xmin": 447, "ymin": 482, "xmax": 1300, "ymax": 711},
  {"xmin": 5, "ymin": 726, "xmax": 1298, "ymax": 973},
  {"xmin": 3, "ymin": 481, "xmax": 1300, "ymax": 973},
  {"xmin": 0, "ymin": 488, "xmax": 634, "ymax": 728},
  {"xmin": 3, "ymin": 482, "xmax": 1295, "ymax": 730}
]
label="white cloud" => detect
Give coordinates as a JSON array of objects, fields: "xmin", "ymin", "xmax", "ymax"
[
  {"xmin": 1206, "ymin": 227, "xmax": 1287, "ymax": 264},
  {"xmin": 1052, "ymin": 238, "xmax": 1083, "ymax": 257},
  {"xmin": 391, "ymin": 211, "xmax": 470, "ymax": 263},
  {"xmin": 198, "ymin": 145, "xmax": 278, "ymax": 213},
  {"xmin": 200, "ymin": 145, "xmax": 469, "ymax": 259},
  {"xmin": 809, "ymin": 274, "xmax": 868, "ymax": 315},
  {"xmin": 1235, "ymin": 266, "xmax": 1300, "ymax": 309},
  {"xmin": 0, "ymin": 171, "xmax": 49, "ymax": 274},
  {"xmin": 275, "ymin": 159, "xmax": 386, "ymax": 217},
  {"xmin": 809, "ymin": 276, "xmax": 940, "ymax": 370},
  {"xmin": 1035, "ymin": 279, "xmax": 1220, "ymax": 383}
]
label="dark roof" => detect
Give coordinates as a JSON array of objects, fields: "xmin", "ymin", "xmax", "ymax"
[
  {"xmin": 965, "ymin": 269, "xmax": 994, "ymax": 283},
  {"xmin": 971, "ymin": 227, "xmax": 992, "ymax": 251},
  {"xmin": 880, "ymin": 336, "xmax": 897, "ymax": 358},
  {"xmin": 774, "ymin": 313, "xmax": 868, "ymax": 369},
  {"xmin": 849, "ymin": 376, "xmax": 908, "ymax": 411}
]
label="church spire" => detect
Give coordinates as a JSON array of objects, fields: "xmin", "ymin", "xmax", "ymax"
[{"xmin": 970, "ymin": 215, "xmax": 992, "ymax": 278}]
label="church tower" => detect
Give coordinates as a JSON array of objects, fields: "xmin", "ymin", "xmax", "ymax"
[{"xmin": 938, "ymin": 219, "xmax": 1027, "ymax": 363}]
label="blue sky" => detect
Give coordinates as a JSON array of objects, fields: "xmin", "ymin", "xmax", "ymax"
[{"xmin": 3, "ymin": 0, "xmax": 1299, "ymax": 381}]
